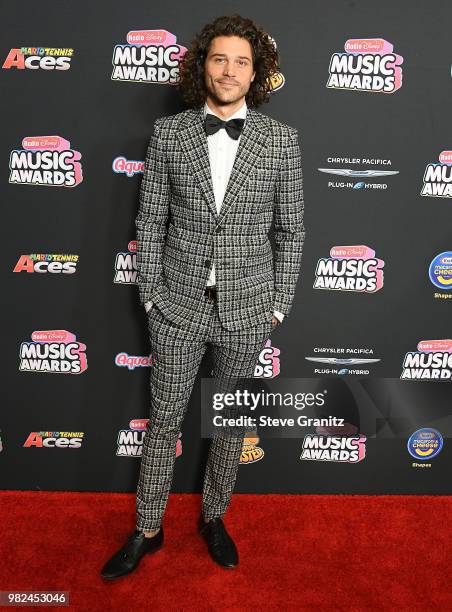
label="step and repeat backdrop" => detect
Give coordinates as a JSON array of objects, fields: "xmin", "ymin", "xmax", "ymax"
[{"xmin": 1, "ymin": 1, "xmax": 450, "ymax": 494}]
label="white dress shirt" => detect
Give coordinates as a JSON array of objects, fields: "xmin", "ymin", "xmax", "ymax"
[{"xmin": 144, "ymin": 99, "xmax": 284, "ymax": 323}]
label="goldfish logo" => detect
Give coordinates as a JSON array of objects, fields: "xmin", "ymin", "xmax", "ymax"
[
  {"xmin": 268, "ymin": 71, "xmax": 284, "ymax": 92},
  {"xmin": 240, "ymin": 432, "xmax": 264, "ymax": 464},
  {"xmin": 266, "ymin": 36, "xmax": 285, "ymax": 93}
]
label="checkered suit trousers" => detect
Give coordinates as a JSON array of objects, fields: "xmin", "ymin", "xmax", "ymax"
[{"xmin": 136, "ymin": 293, "xmax": 275, "ymax": 531}]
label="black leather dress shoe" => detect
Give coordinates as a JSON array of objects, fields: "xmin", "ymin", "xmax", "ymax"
[
  {"xmin": 198, "ymin": 516, "xmax": 238, "ymax": 568},
  {"xmin": 101, "ymin": 527, "xmax": 164, "ymax": 580}
]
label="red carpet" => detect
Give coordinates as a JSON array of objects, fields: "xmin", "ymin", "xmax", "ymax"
[{"xmin": 1, "ymin": 492, "xmax": 450, "ymax": 610}]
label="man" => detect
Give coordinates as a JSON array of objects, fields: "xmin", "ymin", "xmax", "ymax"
[{"xmin": 101, "ymin": 14, "xmax": 305, "ymax": 579}]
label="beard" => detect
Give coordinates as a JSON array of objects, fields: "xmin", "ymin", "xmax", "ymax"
[{"xmin": 205, "ymin": 79, "xmax": 249, "ymax": 106}]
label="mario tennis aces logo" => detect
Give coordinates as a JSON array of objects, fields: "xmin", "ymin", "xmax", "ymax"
[
  {"xmin": 112, "ymin": 29, "xmax": 187, "ymax": 84},
  {"xmin": 314, "ymin": 245, "xmax": 385, "ymax": 293},
  {"xmin": 14, "ymin": 253, "xmax": 79, "ymax": 274},
  {"xmin": 327, "ymin": 38, "xmax": 403, "ymax": 93},
  {"xmin": 421, "ymin": 151, "xmax": 452, "ymax": 198},
  {"xmin": 23, "ymin": 432, "xmax": 84, "ymax": 448},
  {"xmin": 401, "ymin": 339, "xmax": 452, "ymax": 380},
  {"xmin": 9, "ymin": 136, "xmax": 83, "ymax": 187},
  {"xmin": 19, "ymin": 330, "xmax": 88, "ymax": 374},
  {"xmin": 3, "ymin": 47, "xmax": 73, "ymax": 71}
]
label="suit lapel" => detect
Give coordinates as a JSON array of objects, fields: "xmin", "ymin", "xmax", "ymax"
[
  {"xmin": 177, "ymin": 105, "xmax": 269, "ymax": 224},
  {"xmin": 177, "ymin": 107, "xmax": 217, "ymax": 219}
]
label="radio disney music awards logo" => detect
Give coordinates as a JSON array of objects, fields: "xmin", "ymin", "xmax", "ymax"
[
  {"xmin": 314, "ymin": 245, "xmax": 385, "ymax": 293},
  {"xmin": 116, "ymin": 419, "xmax": 182, "ymax": 457},
  {"xmin": 23, "ymin": 431, "xmax": 85, "ymax": 449},
  {"xmin": 318, "ymin": 155, "xmax": 399, "ymax": 191},
  {"xmin": 115, "ymin": 352, "xmax": 156, "ymax": 370},
  {"xmin": 2, "ymin": 46, "xmax": 73, "ymax": 71},
  {"xmin": 19, "ymin": 330, "xmax": 88, "ymax": 374},
  {"xmin": 13, "ymin": 253, "xmax": 79, "ymax": 275},
  {"xmin": 111, "ymin": 29, "xmax": 187, "ymax": 84},
  {"xmin": 254, "ymin": 340, "xmax": 280, "ymax": 378},
  {"xmin": 327, "ymin": 38, "xmax": 403, "ymax": 94},
  {"xmin": 305, "ymin": 346, "xmax": 381, "ymax": 376},
  {"xmin": 300, "ymin": 433, "xmax": 366, "ymax": 463},
  {"xmin": 407, "ymin": 428, "xmax": 443, "ymax": 467},
  {"xmin": 114, "ymin": 240, "xmax": 137, "ymax": 284},
  {"xmin": 429, "ymin": 251, "xmax": 452, "ymax": 300},
  {"xmin": 9, "ymin": 135, "xmax": 83, "ymax": 187},
  {"xmin": 112, "ymin": 155, "xmax": 144, "ymax": 177},
  {"xmin": 240, "ymin": 432, "xmax": 264, "ymax": 464},
  {"xmin": 421, "ymin": 151, "xmax": 452, "ymax": 198},
  {"xmin": 401, "ymin": 339, "xmax": 452, "ymax": 380}
]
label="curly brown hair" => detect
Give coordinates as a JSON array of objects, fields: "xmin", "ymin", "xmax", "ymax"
[{"xmin": 176, "ymin": 14, "xmax": 280, "ymax": 109}]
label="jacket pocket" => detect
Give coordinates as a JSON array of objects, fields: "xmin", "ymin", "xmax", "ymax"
[{"xmin": 246, "ymin": 243, "xmax": 274, "ymax": 276}]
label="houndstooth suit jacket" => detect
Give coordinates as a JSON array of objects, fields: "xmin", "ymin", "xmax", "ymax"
[{"xmin": 135, "ymin": 105, "xmax": 305, "ymax": 332}]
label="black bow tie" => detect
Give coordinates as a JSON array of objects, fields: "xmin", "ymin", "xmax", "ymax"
[{"xmin": 204, "ymin": 113, "xmax": 245, "ymax": 140}]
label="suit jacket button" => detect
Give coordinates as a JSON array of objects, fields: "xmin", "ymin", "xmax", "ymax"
[{"xmin": 205, "ymin": 259, "xmax": 211, "ymax": 267}]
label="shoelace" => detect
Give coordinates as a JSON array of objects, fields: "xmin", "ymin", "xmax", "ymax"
[
  {"xmin": 121, "ymin": 531, "xmax": 147, "ymax": 560},
  {"xmin": 210, "ymin": 523, "xmax": 228, "ymax": 548}
]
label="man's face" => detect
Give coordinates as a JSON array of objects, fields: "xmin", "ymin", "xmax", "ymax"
[{"xmin": 204, "ymin": 35, "xmax": 255, "ymax": 106}]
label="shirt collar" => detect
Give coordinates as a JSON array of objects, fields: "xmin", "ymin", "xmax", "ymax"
[{"xmin": 203, "ymin": 99, "xmax": 247, "ymax": 121}]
